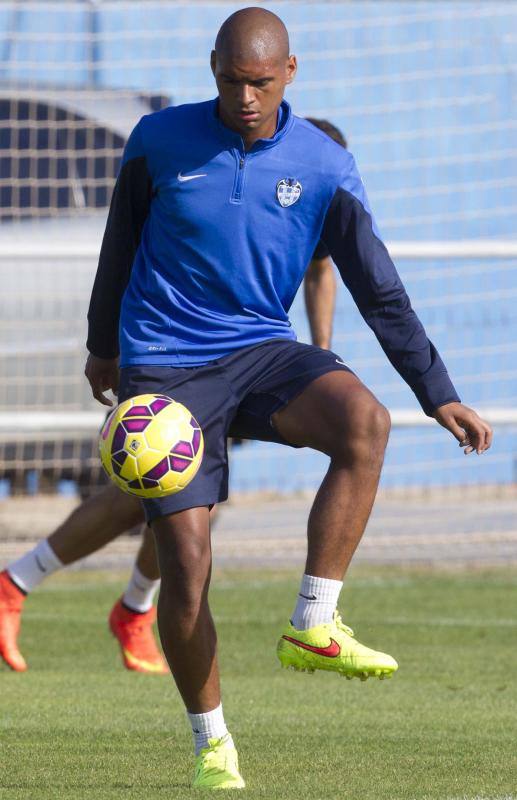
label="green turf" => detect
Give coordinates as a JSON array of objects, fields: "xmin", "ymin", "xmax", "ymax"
[{"xmin": 1, "ymin": 566, "xmax": 516, "ymax": 800}]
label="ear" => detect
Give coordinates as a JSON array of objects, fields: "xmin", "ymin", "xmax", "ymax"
[
  {"xmin": 285, "ymin": 54, "xmax": 297, "ymax": 86},
  {"xmin": 210, "ymin": 50, "xmax": 217, "ymax": 77}
]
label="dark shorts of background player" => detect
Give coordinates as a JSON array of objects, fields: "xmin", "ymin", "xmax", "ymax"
[{"xmin": 118, "ymin": 338, "xmax": 352, "ymax": 522}]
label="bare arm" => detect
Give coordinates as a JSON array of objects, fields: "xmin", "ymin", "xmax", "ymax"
[{"xmin": 304, "ymin": 256, "xmax": 336, "ymax": 350}]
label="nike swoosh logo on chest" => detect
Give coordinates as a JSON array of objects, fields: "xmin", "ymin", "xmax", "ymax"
[{"xmin": 177, "ymin": 172, "xmax": 207, "ymax": 182}]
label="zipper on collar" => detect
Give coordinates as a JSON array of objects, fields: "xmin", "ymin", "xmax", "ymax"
[{"xmin": 231, "ymin": 150, "xmax": 247, "ymax": 204}]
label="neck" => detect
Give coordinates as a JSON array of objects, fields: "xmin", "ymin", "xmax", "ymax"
[
  {"xmin": 242, "ymin": 114, "xmax": 278, "ymax": 151},
  {"xmin": 218, "ymin": 104, "xmax": 280, "ymax": 151}
]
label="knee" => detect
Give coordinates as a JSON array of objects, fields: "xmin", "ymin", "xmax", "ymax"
[
  {"xmin": 331, "ymin": 396, "xmax": 391, "ymax": 464},
  {"xmin": 157, "ymin": 532, "xmax": 209, "ymax": 577},
  {"xmin": 154, "ymin": 526, "xmax": 211, "ymax": 607},
  {"xmin": 364, "ymin": 400, "xmax": 391, "ymax": 443}
]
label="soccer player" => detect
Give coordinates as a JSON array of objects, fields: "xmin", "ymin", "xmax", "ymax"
[
  {"xmin": 0, "ymin": 115, "xmax": 343, "ymax": 676},
  {"xmin": 84, "ymin": 8, "xmax": 493, "ymax": 788},
  {"xmin": 88, "ymin": 7, "xmax": 496, "ymax": 788}
]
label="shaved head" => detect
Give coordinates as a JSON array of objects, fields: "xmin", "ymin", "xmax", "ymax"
[
  {"xmin": 211, "ymin": 7, "xmax": 296, "ymax": 148},
  {"xmin": 215, "ymin": 7, "xmax": 289, "ymax": 64}
]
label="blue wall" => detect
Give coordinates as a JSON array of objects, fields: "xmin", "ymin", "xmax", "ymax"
[{"xmin": 1, "ymin": 2, "xmax": 516, "ymax": 238}]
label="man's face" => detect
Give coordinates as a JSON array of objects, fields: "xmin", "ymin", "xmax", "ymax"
[{"xmin": 211, "ymin": 50, "xmax": 296, "ymax": 139}]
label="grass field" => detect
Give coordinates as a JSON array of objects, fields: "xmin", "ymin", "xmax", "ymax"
[{"xmin": 1, "ymin": 566, "xmax": 516, "ymax": 800}]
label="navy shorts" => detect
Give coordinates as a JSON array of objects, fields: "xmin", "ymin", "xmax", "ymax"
[{"xmin": 118, "ymin": 338, "xmax": 351, "ymax": 521}]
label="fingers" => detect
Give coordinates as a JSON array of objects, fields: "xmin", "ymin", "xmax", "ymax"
[
  {"xmin": 84, "ymin": 357, "xmax": 119, "ymax": 408},
  {"xmin": 461, "ymin": 417, "xmax": 493, "ymax": 456},
  {"xmin": 483, "ymin": 420, "xmax": 493, "ymax": 451},
  {"xmin": 458, "ymin": 435, "xmax": 474, "ymax": 456},
  {"xmin": 85, "ymin": 371, "xmax": 114, "ymax": 407},
  {"xmin": 88, "ymin": 375, "xmax": 114, "ymax": 406},
  {"xmin": 436, "ymin": 403, "xmax": 493, "ymax": 456},
  {"xmin": 444, "ymin": 417, "xmax": 467, "ymax": 445},
  {"xmin": 92, "ymin": 387, "xmax": 114, "ymax": 407},
  {"xmin": 475, "ymin": 419, "xmax": 493, "ymax": 454},
  {"xmin": 437, "ymin": 411, "xmax": 476, "ymax": 455}
]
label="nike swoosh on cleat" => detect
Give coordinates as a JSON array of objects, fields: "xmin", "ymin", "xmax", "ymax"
[
  {"xmin": 177, "ymin": 171, "xmax": 207, "ymax": 182},
  {"xmin": 282, "ymin": 635, "xmax": 341, "ymax": 657}
]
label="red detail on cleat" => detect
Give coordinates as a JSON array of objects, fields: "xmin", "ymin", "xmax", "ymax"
[
  {"xmin": 0, "ymin": 570, "xmax": 28, "ymax": 672},
  {"xmin": 108, "ymin": 599, "xmax": 168, "ymax": 674},
  {"xmin": 282, "ymin": 635, "xmax": 341, "ymax": 658}
]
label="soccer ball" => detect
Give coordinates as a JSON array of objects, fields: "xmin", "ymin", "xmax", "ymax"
[{"xmin": 99, "ymin": 393, "xmax": 204, "ymax": 498}]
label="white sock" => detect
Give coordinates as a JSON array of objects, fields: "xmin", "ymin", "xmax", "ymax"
[
  {"xmin": 291, "ymin": 574, "xmax": 343, "ymax": 630},
  {"xmin": 122, "ymin": 565, "xmax": 160, "ymax": 613},
  {"xmin": 187, "ymin": 703, "xmax": 231, "ymax": 756},
  {"xmin": 8, "ymin": 539, "xmax": 63, "ymax": 593}
]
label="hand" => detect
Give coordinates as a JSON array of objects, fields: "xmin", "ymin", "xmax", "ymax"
[
  {"xmin": 84, "ymin": 354, "xmax": 119, "ymax": 407},
  {"xmin": 433, "ymin": 402, "xmax": 493, "ymax": 455}
]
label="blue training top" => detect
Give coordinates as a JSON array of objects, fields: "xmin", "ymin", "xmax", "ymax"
[{"xmin": 87, "ymin": 98, "xmax": 460, "ymax": 415}]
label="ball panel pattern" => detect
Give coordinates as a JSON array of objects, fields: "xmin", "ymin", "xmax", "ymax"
[
  {"xmin": 123, "ymin": 418, "xmax": 150, "ymax": 433},
  {"xmin": 99, "ymin": 393, "xmax": 204, "ymax": 498},
  {"xmin": 111, "ymin": 458, "xmax": 124, "ymax": 476},
  {"xmin": 111, "ymin": 423, "xmax": 127, "ymax": 455},
  {"xmin": 144, "ymin": 457, "xmax": 169, "ymax": 480},
  {"xmin": 191, "ymin": 428, "xmax": 201, "ymax": 456},
  {"xmin": 101, "ymin": 409, "xmax": 117, "ymax": 440},
  {"xmin": 169, "ymin": 456, "xmax": 191, "ymax": 473},
  {"xmin": 150, "ymin": 397, "xmax": 171, "ymax": 415},
  {"xmin": 124, "ymin": 405, "xmax": 152, "ymax": 418},
  {"xmin": 172, "ymin": 440, "xmax": 193, "ymax": 458}
]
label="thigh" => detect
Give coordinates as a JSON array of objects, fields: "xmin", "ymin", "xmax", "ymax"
[
  {"xmin": 228, "ymin": 340, "xmax": 355, "ymax": 447},
  {"xmin": 118, "ymin": 365, "xmax": 237, "ymax": 521},
  {"xmin": 272, "ymin": 369, "xmax": 382, "ymax": 454},
  {"xmin": 228, "ymin": 391, "xmax": 294, "ymax": 445}
]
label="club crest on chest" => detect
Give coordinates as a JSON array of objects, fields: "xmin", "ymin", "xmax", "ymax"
[{"xmin": 276, "ymin": 177, "xmax": 302, "ymax": 208}]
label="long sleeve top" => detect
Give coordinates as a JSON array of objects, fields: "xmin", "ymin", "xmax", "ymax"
[{"xmin": 87, "ymin": 98, "xmax": 460, "ymax": 415}]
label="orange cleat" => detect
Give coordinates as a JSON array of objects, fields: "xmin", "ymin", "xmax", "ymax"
[
  {"xmin": 108, "ymin": 598, "xmax": 168, "ymax": 674},
  {"xmin": 0, "ymin": 570, "xmax": 28, "ymax": 672}
]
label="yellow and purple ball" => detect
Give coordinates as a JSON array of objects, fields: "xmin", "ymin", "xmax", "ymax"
[{"xmin": 99, "ymin": 394, "xmax": 204, "ymax": 498}]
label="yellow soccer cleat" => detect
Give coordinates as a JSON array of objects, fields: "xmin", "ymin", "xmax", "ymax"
[
  {"xmin": 192, "ymin": 735, "xmax": 245, "ymax": 790},
  {"xmin": 277, "ymin": 611, "xmax": 398, "ymax": 681}
]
